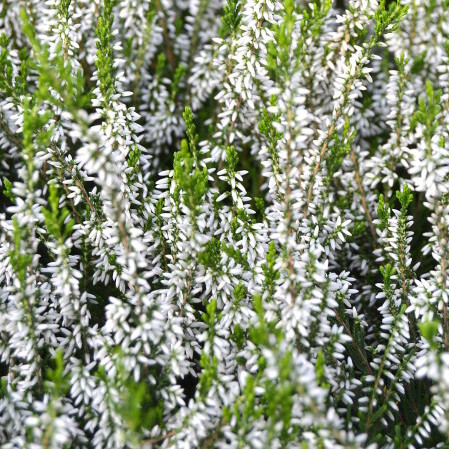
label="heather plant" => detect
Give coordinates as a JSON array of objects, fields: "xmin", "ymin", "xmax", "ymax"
[{"xmin": 1, "ymin": 0, "xmax": 449, "ymax": 448}]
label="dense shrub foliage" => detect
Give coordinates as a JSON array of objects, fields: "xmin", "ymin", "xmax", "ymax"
[{"xmin": 1, "ymin": 0, "xmax": 449, "ymax": 447}]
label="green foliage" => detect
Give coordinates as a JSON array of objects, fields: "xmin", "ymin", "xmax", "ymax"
[
  {"xmin": 118, "ymin": 375, "xmax": 163, "ymax": 433},
  {"xmin": 410, "ymin": 82, "xmax": 442, "ymax": 147},
  {"xmin": 263, "ymin": 242, "xmax": 279, "ymax": 298},
  {"xmin": 396, "ymin": 184, "xmax": 413, "ymax": 213},
  {"xmin": 171, "ymin": 64, "xmax": 186, "ymax": 100},
  {"xmin": 221, "ymin": 241, "xmax": 249, "ymax": 269},
  {"xmin": 126, "ymin": 146, "xmax": 142, "ymax": 182},
  {"xmin": 56, "ymin": 0, "xmax": 72, "ymax": 20},
  {"xmin": 2, "ymin": 178, "xmax": 14, "ymax": 202},
  {"xmin": 219, "ymin": 0, "xmax": 241, "ymax": 38},
  {"xmin": 156, "ymin": 52, "xmax": 167, "ymax": 79},
  {"xmin": 266, "ymin": 0, "xmax": 295, "ymax": 78},
  {"xmin": 315, "ymin": 350, "xmax": 326, "ymax": 384},
  {"xmin": 199, "ymin": 299, "xmax": 219, "ymax": 395},
  {"xmin": 0, "ymin": 33, "xmax": 13, "ymax": 95},
  {"xmin": 377, "ymin": 193, "xmax": 391, "ymax": 231},
  {"xmin": 199, "ymin": 237, "xmax": 222, "ymax": 271},
  {"xmin": 233, "ymin": 282, "xmax": 246, "ymax": 304},
  {"xmin": 259, "ymin": 97, "xmax": 283, "ymax": 144},
  {"xmin": 374, "ymin": 0, "xmax": 409, "ymax": 37},
  {"xmin": 45, "ymin": 350, "xmax": 70, "ymax": 397},
  {"xmin": 419, "ymin": 320, "xmax": 440, "ymax": 348},
  {"xmin": 326, "ymin": 119, "xmax": 354, "ymax": 185},
  {"xmin": 379, "ymin": 263, "xmax": 396, "ymax": 305},
  {"xmin": 9, "ymin": 218, "xmax": 33, "ymax": 285},
  {"xmin": 42, "ymin": 183, "xmax": 75, "ymax": 241},
  {"xmin": 225, "ymin": 145, "xmax": 239, "ymax": 176},
  {"xmin": 95, "ymin": 0, "xmax": 117, "ymax": 102},
  {"xmin": 173, "ymin": 139, "xmax": 208, "ymax": 216},
  {"xmin": 183, "ymin": 106, "xmax": 200, "ymax": 164}
]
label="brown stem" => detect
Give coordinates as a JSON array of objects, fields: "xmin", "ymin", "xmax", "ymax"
[
  {"xmin": 141, "ymin": 430, "xmax": 177, "ymax": 446},
  {"xmin": 155, "ymin": 0, "xmax": 176, "ymax": 71},
  {"xmin": 304, "ymin": 123, "xmax": 335, "ymax": 218},
  {"xmin": 334, "ymin": 309, "xmax": 374, "ymax": 376},
  {"xmin": 51, "ymin": 145, "xmax": 98, "ymax": 219},
  {"xmin": 200, "ymin": 418, "xmax": 226, "ymax": 449},
  {"xmin": 350, "ymin": 145, "xmax": 377, "ymax": 242}
]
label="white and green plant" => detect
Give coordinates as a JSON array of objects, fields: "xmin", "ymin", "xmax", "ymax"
[{"xmin": 1, "ymin": 0, "xmax": 449, "ymax": 448}]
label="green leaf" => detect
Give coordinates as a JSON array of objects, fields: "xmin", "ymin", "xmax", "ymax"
[{"xmin": 2, "ymin": 178, "xmax": 14, "ymax": 201}]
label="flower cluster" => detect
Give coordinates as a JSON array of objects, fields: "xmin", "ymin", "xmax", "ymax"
[{"xmin": 1, "ymin": 0, "xmax": 449, "ymax": 448}]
